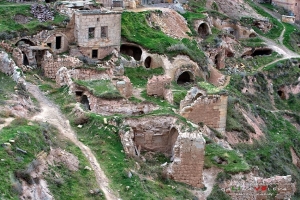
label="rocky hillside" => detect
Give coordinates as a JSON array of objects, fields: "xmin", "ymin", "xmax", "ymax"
[{"xmin": 0, "ymin": 0, "xmax": 300, "ymax": 199}]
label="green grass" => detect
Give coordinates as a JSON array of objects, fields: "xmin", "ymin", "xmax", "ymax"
[
  {"xmin": 0, "ymin": 72, "xmax": 16, "ymax": 102},
  {"xmin": 74, "ymin": 79, "xmax": 122, "ymax": 99},
  {"xmin": 240, "ymin": 37, "xmax": 265, "ymax": 48},
  {"xmin": 205, "ymin": 143, "xmax": 250, "ymax": 173},
  {"xmin": 124, "ymin": 66, "xmax": 164, "ymax": 88},
  {"xmin": 244, "ymin": 0, "xmax": 284, "ymax": 39},
  {"xmin": 198, "ymin": 81, "xmax": 221, "ymax": 94},
  {"xmin": 121, "ymin": 11, "xmax": 206, "ymax": 66},
  {"xmin": 283, "ymin": 22, "xmax": 298, "ymax": 51},
  {"xmin": 0, "ymin": 3, "xmax": 68, "ymax": 38},
  {"xmin": 0, "ymin": 119, "xmax": 102, "ymax": 199}
]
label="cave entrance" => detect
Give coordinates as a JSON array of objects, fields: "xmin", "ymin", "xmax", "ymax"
[
  {"xmin": 168, "ymin": 127, "xmax": 179, "ymax": 157},
  {"xmin": 81, "ymin": 95, "xmax": 91, "ymax": 110},
  {"xmin": 277, "ymin": 90, "xmax": 286, "ymax": 100},
  {"xmin": 144, "ymin": 56, "xmax": 152, "ymax": 68},
  {"xmin": 215, "ymin": 53, "xmax": 222, "ymax": 69},
  {"xmin": 177, "ymin": 71, "xmax": 194, "ymax": 85},
  {"xmin": 251, "ymin": 48, "xmax": 273, "ymax": 57},
  {"xmin": 198, "ymin": 23, "xmax": 209, "ymax": 38},
  {"xmin": 249, "ymin": 33, "xmax": 257, "ymax": 38},
  {"xmin": 120, "ymin": 44, "xmax": 142, "ymax": 61},
  {"xmin": 226, "ymin": 50, "xmax": 234, "ymax": 57},
  {"xmin": 23, "ymin": 53, "xmax": 29, "ymax": 65}
]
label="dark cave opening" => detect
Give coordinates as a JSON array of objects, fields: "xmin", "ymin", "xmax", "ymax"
[
  {"xmin": 145, "ymin": 56, "xmax": 152, "ymax": 68},
  {"xmin": 120, "ymin": 44, "xmax": 142, "ymax": 61},
  {"xmin": 251, "ymin": 48, "xmax": 273, "ymax": 57},
  {"xmin": 177, "ymin": 71, "xmax": 194, "ymax": 85},
  {"xmin": 198, "ymin": 23, "xmax": 209, "ymax": 38}
]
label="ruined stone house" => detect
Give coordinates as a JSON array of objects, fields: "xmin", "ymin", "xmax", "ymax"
[
  {"xmin": 73, "ymin": 10, "xmax": 122, "ymax": 59},
  {"xmin": 269, "ymin": 0, "xmax": 300, "ymax": 21}
]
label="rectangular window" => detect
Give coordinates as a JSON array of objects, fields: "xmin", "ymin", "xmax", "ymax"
[
  {"xmin": 88, "ymin": 27, "xmax": 95, "ymax": 39},
  {"xmin": 101, "ymin": 26, "xmax": 108, "ymax": 38},
  {"xmin": 56, "ymin": 36, "xmax": 61, "ymax": 49},
  {"xmin": 92, "ymin": 49, "xmax": 98, "ymax": 59}
]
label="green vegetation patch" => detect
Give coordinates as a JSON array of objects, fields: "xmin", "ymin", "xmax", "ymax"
[
  {"xmin": 205, "ymin": 143, "xmax": 250, "ymax": 173},
  {"xmin": 283, "ymin": 22, "xmax": 298, "ymax": 52},
  {"xmin": 244, "ymin": 0, "xmax": 284, "ymax": 39},
  {"xmin": 0, "ymin": 3, "xmax": 68, "ymax": 39},
  {"xmin": 121, "ymin": 12, "xmax": 206, "ymax": 65},
  {"xmin": 74, "ymin": 79, "xmax": 122, "ymax": 99},
  {"xmin": 240, "ymin": 37, "xmax": 265, "ymax": 48},
  {"xmin": 0, "ymin": 72, "xmax": 16, "ymax": 102},
  {"xmin": 198, "ymin": 81, "xmax": 221, "ymax": 94},
  {"xmin": 124, "ymin": 66, "xmax": 164, "ymax": 88}
]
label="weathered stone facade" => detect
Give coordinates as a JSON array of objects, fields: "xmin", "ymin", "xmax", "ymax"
[
  {"xmin": 147, "ymin": 75, "xmax": 172, "ymax": 97},
  {"xmin": 180, "ymin": 87, "xmax": 228, "ymax": 133},
  {"xmin": 119, "ymin": 116, "xmax": 206, "ymax": 188},
  {"xmin": 74, "ymin": 10, "xmax": 121, "ymax": 59},
  {"xmin": 272, "ymin": 0, "xmax": 300, "ymax": 21},
  {"xmin": 166, "ymin": 131, "xmax": 205, "ymax": 188}
]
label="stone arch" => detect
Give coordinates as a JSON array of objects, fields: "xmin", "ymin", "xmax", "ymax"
[
  {"xmin": 15, "ymin": 38, "xmax": 35, "ymax": 47},
  {"xmin": 249, "ymin": 33, "xmax": 257, "ymax": 38},
  {"xmin": 277, "ymin": 90, "xmax": 286, "ymax": 100},
  {"xmin": 194, "ymin": 92, "xmax": 203, "ymax": 100},
  {"xmin": 198, "ymin": 23, "xmax": 210, "ymax": 38},
  {"xmin": 144, "ymin": 56, "xmax": 152, "ymax": 68},
  {"xmin": 176, "ymin": 71, "xmax": 194, "ymax": 85},
  {"xmin": 120, "ymin": 44, "xmax": 142, "ymax": 61},
  {"xmin": 44, "ymin": 32, "xmax": 69, "ymax": 53}
]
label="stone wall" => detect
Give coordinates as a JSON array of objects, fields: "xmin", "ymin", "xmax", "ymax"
[
  {"xmin": 282, "ymin": 15, "xmax": 295, "ymax": 23},
  {"xmin": 42, "ymin": 51, "xmax": 83, "ymax": 79},
  {"xmin": 166, "ymin": 131, "xmax": 205, "ymax": 188},
  {"xmin": 180, "ymin": 87, "xmax": 228, "ymax": 133},
  {"xmin": 119, "ymin": 116, "xmax": 206, "ymax": 188},
  {"xmin": 147, "ymin": 75, "xmax": 171, "ymax": 97},
  {"xmin": 74, "ymin": 10, "xmax": 121, "ymax": 59},
  {"xmin": 220, "ymin": 173, "xmax": 296, "ymax": 199}
]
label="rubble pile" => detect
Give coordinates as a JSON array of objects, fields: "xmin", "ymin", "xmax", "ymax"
[{"xmin": 31, "ymin": 4, "xmax": 54, "ymax": 22}]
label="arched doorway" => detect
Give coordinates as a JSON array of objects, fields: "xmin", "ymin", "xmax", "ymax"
[
  {"xmin": 144, "ymin": 56, "xmax": 152, "ymax": 68},
  {"xmin": 177, "ymin": 71, "xmax": 194, "ymax": 85},
  {"xmin": 15, "ymin": 39, "xmax": 35, "ymax": 47},
  {"xmin": 23, "ymin": 53, "xmax": 29, "ymax": 65},
  {"xmin": 168, "ymin": 127, "xmax": 179, "ymax": 156},
  {"xmin": 198, "ymin": 23, "xmax": 210, "ymax": 38},
  {"xmin": 120, "ymin": 44, "xmax": 142, "ymax": 61}
]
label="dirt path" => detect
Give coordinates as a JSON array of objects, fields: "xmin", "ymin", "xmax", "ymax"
[{"xmin": 27, "ymin": 83, "xmax": 118, "ymax": 200}]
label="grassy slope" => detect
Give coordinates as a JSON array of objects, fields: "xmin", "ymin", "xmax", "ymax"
[
  {"xmin": 0, "ymin": 2, "xmax": 68, "ymax": 38},
  {"xmin": 225, "ymin": 59, "xmax": 300, "ymax": 197},
  {"xmin": 0, "ymin": 119, "xmax": 103, "ymax": 200}
]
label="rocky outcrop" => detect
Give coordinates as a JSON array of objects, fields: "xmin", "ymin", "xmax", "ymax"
[{"xmin": 147, "ymin": 75, "xmax": 172, "ymax": 102}]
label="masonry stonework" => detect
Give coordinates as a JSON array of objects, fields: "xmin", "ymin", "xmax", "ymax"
[
  {"xmin": 180, "ymin": 87, "xmax": 228, "ymax": 133},
  {"xmin": 74, "ymin": 10, "xmax": 121, "ymax": 59}
]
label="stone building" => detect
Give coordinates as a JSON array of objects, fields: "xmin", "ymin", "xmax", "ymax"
[
  {"xmin": 73, "ymin": 10, "xmax": 122, "ymax": 59},
  {"xmin": 271, "ymin": 0, "xmax": 300, "ymax": 21}
]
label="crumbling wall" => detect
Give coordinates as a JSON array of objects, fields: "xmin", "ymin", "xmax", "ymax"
[
  {"xmin": 12, "ymin": 47, "xmax": 24, "ymax": 67},
  {"xmin": 42, "ymin": 51, "xmax": 82, "ymax": 79},
  {"xmin": 166, "ymin": 131, "xmax": 205, "ymax": 188},
  {"xmin": 282, "ymin": 15, "xmax": 295, "ymax": 23},
  {"xmin": 147, "ymin": 75, "xmax": 171, "ymax": 96},
  {"xmin": 180, "ymin": 87, "xmax": 228, "ymax": 133},
  {"xmin": 220, "ymin": 173, "xmax": 296, "ymax": 199},
  {"xmin": 119, "ymin": 116, "xmax": 206, "ymax": 188}
]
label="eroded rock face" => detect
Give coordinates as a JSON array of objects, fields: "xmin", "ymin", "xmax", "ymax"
[
  {"xmin": 220, "ymin": 173, "xmax": 296, "ymax": 199},
  {"xmin": 180, "ymin": 87, "xmax": 228, "ymax": 133},
  {"xmin": 119, "ymin": 116, "xmax": 206, "ymax": 188}
]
